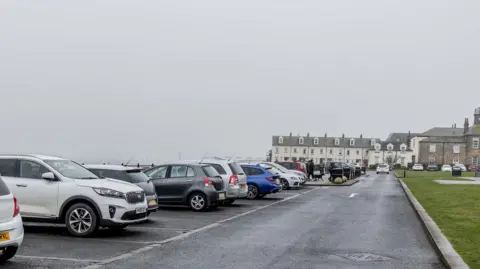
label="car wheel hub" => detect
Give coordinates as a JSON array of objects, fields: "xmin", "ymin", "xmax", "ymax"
[
  {"xmin": 247, "ymin": 185, "xmax": 257, "ymax": 198},
  {"xmin": 69, "ymin": 208, "xmax": 92, "ymax": 234},
  {"xmin": 191, "ymin": 195, "xmax": 205, "ymax": 209}
]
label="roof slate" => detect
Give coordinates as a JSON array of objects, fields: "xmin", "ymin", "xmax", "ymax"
[
  {"xmin": 419, "ymin": 127, "xmax": 464, "ymax": 137},
  {"xmin": 272, "ymin": 135, "xmax": 381, "ymax": 148}
]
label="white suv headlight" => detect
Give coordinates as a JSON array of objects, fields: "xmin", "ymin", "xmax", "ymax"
[{"xmin": 93, "ymin": 187, "xmax": 125, "ymax": 199}]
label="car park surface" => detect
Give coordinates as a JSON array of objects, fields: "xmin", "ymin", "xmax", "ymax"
[{"xmin": 3, "ymin": 189, "xmax": 309, "ymax": 269}]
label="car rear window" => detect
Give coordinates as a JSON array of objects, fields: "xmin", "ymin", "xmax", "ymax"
[
  {"xmin": 228, "ymin": 162, "xmax": 245, "ymax": 175},
  {"xmin": 125, "ymin": 170, "xmax": 149, "ymax": 183},
  {"xmin": 0, "ymin": 178, "xmax": 10, "ymax": 196},
  {"xmin": 378, "ymin": 164, "xmax": 387, "ymax": 168},
  {"xmin": 202, "ymin": 165, "xmax": 220, "ymax": 177},
  {"xmin": 206, "ymin": 163, "xmax": 227, "ymax": 175}
]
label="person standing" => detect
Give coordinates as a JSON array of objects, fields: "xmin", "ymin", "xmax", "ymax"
[{"xmin": 307, "ymin": 159, "xmax": 314, "ymax": 180}]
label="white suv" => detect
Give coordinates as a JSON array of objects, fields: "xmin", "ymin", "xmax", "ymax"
[
  {"xmin": 0, "ymin": 175, "xmax": 23, "ymax": 263},
  {"xmin": 179, "ymin": 158, "xmax": 248, "ymax": 204},
  {"xmin": 0, "ymin": 155, "xmax": 148, "ymax": 237}
]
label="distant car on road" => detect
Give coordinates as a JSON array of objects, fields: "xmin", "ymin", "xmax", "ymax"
[
  {"xmin": 0, "ymin": 175, "xmax": 23, "ymax": 263},
  {"xmin": 85, "ymin": 164, "xmax": 159, "ymax": 215},
  {"xmin": 143, "ymin": 163, "xmax": 226, "ymax": 211},
  {"xmin": 0, "ymin": 154, "xmax": 148, "ymax": 237},
  {"xmin": 426, "ymin": 164, "xmax": 438, "ymax": 171},
  {"xmin": 412, "ymin": 164, "xmax": 424, "ymax": 171},
  {"xmin": 240, "ymin": 165, "xmax": 282, "ymax": 199},
  {"xmin": 441, "ymin": 164, "xmax": 452, "ymax": 172},
  {"xmin": 376, "ymin": 164, "xmax": 389, "ymax": 174}
]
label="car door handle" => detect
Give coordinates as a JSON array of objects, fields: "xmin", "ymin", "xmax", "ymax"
[
  {"xmin": 185, "ymin": 179, "xmax": 193, "ymax": 182},
  {"xmin": 16, "ymin": 184, "xmax": 27, "ymax": 187}
]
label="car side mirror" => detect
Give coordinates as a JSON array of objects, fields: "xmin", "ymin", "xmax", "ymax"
[{"xmin": 42, "ymin": 172, "xmax": 56, "ymax": 181}]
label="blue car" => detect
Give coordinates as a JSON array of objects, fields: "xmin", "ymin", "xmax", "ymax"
[{"xmin": 240, "ymin": 164, "xmax": 282, "ymax": 199}]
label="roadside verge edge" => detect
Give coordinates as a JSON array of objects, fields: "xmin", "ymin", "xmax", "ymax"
[{"xmin": 397, "ymin": 177, "xmax": 469, "ymax": 269}]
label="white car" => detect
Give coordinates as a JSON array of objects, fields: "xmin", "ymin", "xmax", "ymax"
[
  {"xmin": 376, "ymin": 164, "xmax": 389, "ymax": 174},
  {"xmin": 412, "ymin": 164, "xmax": 424, "ymax": 171},
  {"xmin": 257, "ymin": 162, "xmax": 307, "ymax": 183},
  {"xmin": 441, "ymin": 164, "xmax": 452, "ymax": 172},
  {"xmin": 241, "ymin": 163, "xmax": 302, "ymax": 189},
  {"xmin": 453, "ymin": 164, "xmax": 467, "ymax": 171},
  {"xmin": 0, "ymin": 154, "xmax": 148, "ymax": 237},
  {"xmin": 0, "ymin": 175, "xmax": 23, "ymax": 263},
  {"xmin": 178, "ymin": 158, "xmax": 248, "ymax": 204}
]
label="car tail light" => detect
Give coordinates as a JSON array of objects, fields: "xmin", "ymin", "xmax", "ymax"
[
  {"xmin": 266, "ymin": 177, "xmax": 275, "ymax": 181},
  {"xmin": 203, "ymin": 178, "xmax": 213, "ymax": 186},
  {"xmin": 229, "ymin": 175, "xmax": 239, "ymax": 185},
  {"xmin": 13, "ymin": 195, "xmax": 20, "ymax": 217}
]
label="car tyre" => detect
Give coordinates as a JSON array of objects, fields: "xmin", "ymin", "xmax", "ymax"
[
  {"xmin": 0, "ymin": 246, "xmax": 18, "ymax": 263},
  {"xmin": 188, "ymin": 192, "xmax": 207, "ymax": 211},
  {"xmin": 280, "ymin": 178, "xmax": 290, "ymax": 190},
  {"xmin": 246, "ymin": 184, "xmax": 259, "ymax": 200},
  {"xmin": 65, "ymin": 203, "xmax": 99, "ymax": 237}
]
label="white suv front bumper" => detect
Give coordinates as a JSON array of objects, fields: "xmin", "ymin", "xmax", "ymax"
[{"xmin": 96, "ymin": 197, "xmax": 148, "ymax": 226}]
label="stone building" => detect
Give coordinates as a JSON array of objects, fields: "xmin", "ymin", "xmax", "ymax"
[{"xmin": 416, "ymin": 107, "xmax": 480, "ymax": 166}]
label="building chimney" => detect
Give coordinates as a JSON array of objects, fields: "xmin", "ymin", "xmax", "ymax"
[{"xmin": 464, "ymin": 118, "xmax": 469, "ymax": 134}]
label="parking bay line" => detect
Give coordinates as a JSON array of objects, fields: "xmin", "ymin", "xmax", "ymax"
[
  {"xmin": 81, "ymin": 187, "xmax": 319, "ymax": 269},
  {"xmin": 15, "ymin": 255, "xmax": 101, "ymax": 263}
]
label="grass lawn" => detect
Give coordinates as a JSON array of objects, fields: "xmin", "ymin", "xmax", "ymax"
[
  {"xmin": 402, "ymin": 174, "xmax": 480, "ymax": 268},
  {"xmin": 394, "ymin": 170, "xmax": 476, "ymax": 181}
]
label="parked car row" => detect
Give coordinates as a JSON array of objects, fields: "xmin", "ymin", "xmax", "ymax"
[
  {"xmin": 0, "ymin": 154, "xmax": 310, "ymax": 263},
  {"xmin": 410, "ymin": 163, "xmax": 468, "ymax": 172}
]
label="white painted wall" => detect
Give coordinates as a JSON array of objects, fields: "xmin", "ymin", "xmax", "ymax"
[
  {"xmin": 367, "ymin": 150, "xmax": 414, "ymax": 166},
  {"xmin": 272, "ymin": 146, "xmax": 369, "ymax": 163}
]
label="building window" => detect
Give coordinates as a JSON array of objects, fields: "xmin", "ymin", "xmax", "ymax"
[
  {"xmin": 310, "ymin": 149, "xmax": 314, "ymax": 154},
  {"xmin": 429, "ymin": 144, "xmax": 436, "ymax": 153},
  {"xmin": 275, "ymin": 147, "xmax": 279, "ymax": 153},
  {"xmin": 338, "ymin": 149, "xmax": 343, "ymax": 155},
  {"xmin": 293, "ymin": 148, "xmax": 297, "ymax": 153},
  {"xmin": 346, "ymin": 150, "xmax": 350, "ymax": 156},
  {"xmin": 429, "ymin": 156, "xmax": 435, "ymax": 164},
  {"xmin": 278, "ymin": 137, "xmax": 283, "ymax": 144},
  {"xmin": 284, "ymin": 148, "xmax": 288, "ymax": 153},
  {"xmin": 349, "ymin": 138, "xmax": 355, "ymax": 146},
  {"xmin": 473, "ymin": 157, "xmax": 479, "ymax": 166},
  {"xmin": 374, "ymin": 143, "xmax": 381, "ymax": 152},
  {"xmin": 356, "ymin": 150, "xmax": 360, "ymax": 155},
  {"xmin": 374, "ymin": 156, "xmax": 380, "ymax": 163},
  {"xmin": 283, "ymin": 157, "xmax": 288, "ymax": 161},
  {"xmin": 387, "ymin": 143, "xmax": 393, "ymax": 151},
  {"xmin": 371, "ymin": 139, "xmax": 376, "ymax": 146},
  {"xmin": 299, "ymin": 137, "xmax": 304, "ymax": 144},
  {"xmin": 329, "ymin": 149, "xmax": 333, "ymax": 154},
  {"xmin": 334, "ymin": 138, "xmax": 340, "ymax": 145},
  {"xmin": 313, "ymin": 138, "xmax": 319, "ymax": 145},
  {"xmin": 400, "ymin": 157, "xmax": 405, "ymax": 165},
  {"xmin": 473, "ymin": 138, "xmax": 479, "ymax": 149},
  {"xmin": 453, "ymin": 144, "xmax": 460, "ymax": 154},
  {"xmin": 303, "ymin": 148, "xmax": 307, "ymax": 154},
  {"xmin": 320, "ymin": 149, "xmax": 324, "ymax": 154},
  {"xmin": 400, "ymin": 144, "xmax": 407, "ymax": 151},
  {"xmin": 452, "ymin": 156, "xmax": 459, "ymax": 164}
]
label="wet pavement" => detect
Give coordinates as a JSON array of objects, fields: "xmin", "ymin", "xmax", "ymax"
[{"xmin": 3, "ymin": 173, "xmax": 444, "ymax": 269}]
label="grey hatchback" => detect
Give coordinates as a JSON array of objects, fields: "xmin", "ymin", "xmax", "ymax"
[{"xmin": 143, "ymin": 163, "xmax": 226, "ymax": 211}]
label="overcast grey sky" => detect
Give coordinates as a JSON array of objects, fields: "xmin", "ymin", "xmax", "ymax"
[{"xmin": 1, "ymin": 0, "xmax": 479, "ymax": 163}]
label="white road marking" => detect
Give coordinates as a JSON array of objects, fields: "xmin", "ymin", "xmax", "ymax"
[
  {"xmin": 321, "ymin": 187, "xmax": 329, "ymax": 189},
  {"xmin": 15, "ymin": 255, "xmax": 101, "ymax": 263},
  {"xmin": 81, "ymin": 187, "xmax": 319, "ymax": 269},
  {"xmin": 349, "ymin": 193, "xmax": 358, "ymax": 198}
]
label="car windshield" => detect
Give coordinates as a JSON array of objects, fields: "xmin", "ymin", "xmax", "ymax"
[
  {"xmin": 442, "ymin": 165, "xmax": 451, "ymax": 167},
  {"xmin": 264, "ymin": 163, "xmax": 289, "ymax": 173},
  {"xmin": 228, "ymin": 162, "xmax": 245, "ymax": 175},
  {"xmin": 45, "ymin": 160, "xmax": 99, "ymax": 179},
  {"xmin": 265, "ymin": 166, "xmax": 282, "ymax": 174},
  {"xmin": 378, "ymin": 164, "xmax": 387, "ymax": 168},
  {"xmin": 126, "ymin": 170, "xmax": 149, "ymax": 183}
]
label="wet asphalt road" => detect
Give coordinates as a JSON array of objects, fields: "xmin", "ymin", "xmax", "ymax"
[{"xmin": 3, "ymin": 172, "xmax": 444, "ymax": 269}]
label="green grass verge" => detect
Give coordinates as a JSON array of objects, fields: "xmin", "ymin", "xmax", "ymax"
[{"xmin": 402, "ymin": 176, "xmax": 480, "ymax": 268}]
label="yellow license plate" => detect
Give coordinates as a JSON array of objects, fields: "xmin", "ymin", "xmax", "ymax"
[
  {"xmin": 148, "ymin": 200, "xmax": 157, "ymax": 206},
  {"xmin": 218, "ymin": 193, "xmax": 225, "ymax": 200},
  {"xmin": 0, "ymin": 232, "xmax": 10, "ymax": 241}
]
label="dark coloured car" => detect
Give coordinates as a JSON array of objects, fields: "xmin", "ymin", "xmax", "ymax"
[
  {"xmin": 276, "ymin": 161, "xmax": 307, "ymax": 174},
  {"xmin": 143, "ymin": 163, "xmax": 226, "ymax": 211},
  {"xmin": 85, "ymin": 164, "xmax": 159, "ymax": 215},
  {"xmin": 426, "ymin": 164, "xmax": 438, "ymax": 171}
]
